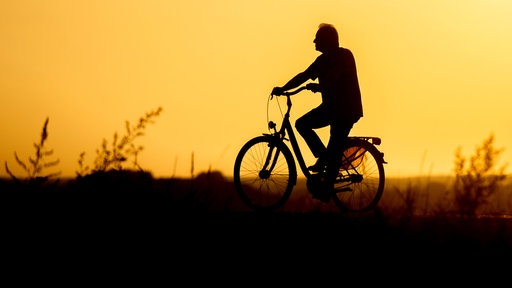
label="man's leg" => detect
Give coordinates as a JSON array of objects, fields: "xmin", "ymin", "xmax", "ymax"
[
  {"xmin": 295, "ymin": 107, "xmax": 329, "ymax": 158},
  {"xmin": 323, "ymin": 121, "xmax": 355, "ymax": 190}
]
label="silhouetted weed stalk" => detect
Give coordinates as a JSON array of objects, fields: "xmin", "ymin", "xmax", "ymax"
[
  {"xmin": 452, "ymin": 133, "xmax": 507, "ymax": 217},
  {"xmin": 4, "ymin": 108, "xmax": 163, "ymax": 185},
  {"xmin": 4, "ymin": 117, "xmax": 61, "ymax": 188},
  {"xmin": 76, "ymin": 107, "xmax": 163, "ymax": 177},
  {"xmin": 383, "ymin": 133, "xmax": 509, "ymax": 219}
]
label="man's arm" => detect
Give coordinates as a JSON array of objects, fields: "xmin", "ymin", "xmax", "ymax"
[
  {"xmin": 281, "ymin": 72, "xmax": 310, "ymax": 91},
  {"xmin": 272, "ymin": 72, "xmax": 311, "ymax": 95}
]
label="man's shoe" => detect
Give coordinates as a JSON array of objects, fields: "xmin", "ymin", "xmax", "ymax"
[
  {"xmin": 307, "ymin": 164, "xmax": 325, "ymax": 173},
  {"xmin": 308, "ymin": 158, "xmax": 327, "ymax": 173}
]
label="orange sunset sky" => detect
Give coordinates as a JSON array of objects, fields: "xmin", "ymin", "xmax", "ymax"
[{"xmin": 1, "ymin": 0, "xmax": 512, "ymax": 179}]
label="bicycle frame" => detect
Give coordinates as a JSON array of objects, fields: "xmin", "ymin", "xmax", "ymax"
[
  {"xmin": 265, "ymin": 88, "xmax": 386, "ymax": 181},
  {"xmin": 234, "ymin": 85, "xmax": 386, "ymax": 211},
  {"xmin": 264, "ymin": 93, "xmax": 312, "ymax": 179}
]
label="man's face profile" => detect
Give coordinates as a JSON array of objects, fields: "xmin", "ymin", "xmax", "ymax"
[{"xmin": 314, "ymin": 31, "xmax": 328, "ymax": 53}]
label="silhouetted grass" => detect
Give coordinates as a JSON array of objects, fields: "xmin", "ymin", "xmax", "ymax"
[
  {"xmin": 4, "ymin": 117, "xmax": 61, "ymax": 192},
  {"xmin": 76, "ymin": 107, "xmax": 163, "ymax": 177},
  {"xmin": 1, "ymin": 169, "xmax": 512, "ymax": 272},
  {"xmin": 2, "ymin": 115, "xmax": 512, "ymax": 261}
]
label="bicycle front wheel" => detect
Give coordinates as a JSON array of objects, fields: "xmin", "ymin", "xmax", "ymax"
[
  {"xmin": 233, "ymin": 136, "xmax": 297, "ymax": 211},
  {"xmin": 332, "ymin": 139, "xmax": 385, "ymax": 212}
]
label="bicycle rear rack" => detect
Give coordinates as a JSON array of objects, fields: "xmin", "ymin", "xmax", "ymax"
[
  {"xmin": 348, "ymin": 136, "xmax": 387, "ymax": 164},
  {"xmin": 348, "ymin": 136, "xmax": 381, "ymax": 145}
]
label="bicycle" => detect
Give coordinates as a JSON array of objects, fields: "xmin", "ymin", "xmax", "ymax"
[{"xmin": 233, "ymin": 85, "xmax": 387, "ymax": 212}]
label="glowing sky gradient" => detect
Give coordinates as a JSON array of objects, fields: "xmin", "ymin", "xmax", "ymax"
[{"xmin": 2, "ymin": 1, "xmax": 512, "ymax": 179}]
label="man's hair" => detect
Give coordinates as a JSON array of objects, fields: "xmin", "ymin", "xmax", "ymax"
[{"xmin": 317, "ymin": 23, "xmax": 339, "ymax": 47}]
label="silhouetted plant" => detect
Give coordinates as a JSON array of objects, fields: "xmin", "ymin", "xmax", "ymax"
[
  {"xmin": 393, "ymin": 182, "xmax": 418, "ymax": 223},
  {"xmin": 4, "ymin": 117, "xmax": 61, "ymax": 188},
  {"xmin": 76, "ymin": 107, "xmax": 163, "ymax": 177},
  {"xmin": 452, "ymin": 133, "xmax": 507, "ymax": 217}
]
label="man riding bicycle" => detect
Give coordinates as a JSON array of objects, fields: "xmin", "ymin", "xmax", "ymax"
[{"xmin": 271, "ymin": 23, "xmax": 363, "ymax": 202}]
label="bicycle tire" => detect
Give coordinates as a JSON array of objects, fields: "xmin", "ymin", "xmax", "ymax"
[
  {"xmin": 233, "ymin": 136, "xmax": 297, "ymax": 211},
  {"xmin": 331, "ymin": 138, "xmax": 385, "ymax": 212}
]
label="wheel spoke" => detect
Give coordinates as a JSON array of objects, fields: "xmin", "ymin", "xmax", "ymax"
[
  {"xmin": 234, "ymin": 136, "xmax": 296, "ymax": 211},
  {"xmin": 332, "ymin": 139, "xmax": 385, "ymax": 212}
]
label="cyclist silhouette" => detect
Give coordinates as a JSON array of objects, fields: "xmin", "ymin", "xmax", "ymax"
[{"xmin": 271, "ymin": 23, "xmax": 363, "ymax": 201}]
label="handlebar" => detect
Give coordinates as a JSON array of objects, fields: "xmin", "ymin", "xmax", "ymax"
[
  {"xmin": 268, "ymin": 85, "xmax": 312, "ymax": 116},
  {"xmin": 270, "ymin": 85, "xmax": 311, "ymax": 101},
  {"xmin": 281, "ymin": 86, "xmax": 309, "ymax": 96}
]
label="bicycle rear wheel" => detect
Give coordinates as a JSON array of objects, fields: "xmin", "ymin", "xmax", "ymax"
[
  {"xmin": 233, "ymin": 136, "xmax": 297, "ymax": 211},
  {"xmin": 332, "ymin": 139, "xmax": 385, "ymax": 212}
]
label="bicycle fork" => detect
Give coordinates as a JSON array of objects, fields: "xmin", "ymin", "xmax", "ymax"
[{"xmin": 259, "ymin": 143, "xmax": 281, "ymax": 179}]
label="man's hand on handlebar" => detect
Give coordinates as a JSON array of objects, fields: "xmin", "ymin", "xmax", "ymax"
[
  {"xmin": 305, "ymin": 83, "xmax": 321, "ymax": 93},
  {"xmin": 271, "ymin": 83, "xmax": 319, "ymax": 99},
  {"xmin": 271, "ymin": 86, "xmax": 285, "ymax": 97}
]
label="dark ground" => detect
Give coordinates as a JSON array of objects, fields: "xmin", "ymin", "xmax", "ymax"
[
  {"xmin": 1, "ymin": 173, "xmax": 511, "ymax": 279},
  {"xmin": 3, "ymin": 193, "xmax": 511, "ymax": 256}
]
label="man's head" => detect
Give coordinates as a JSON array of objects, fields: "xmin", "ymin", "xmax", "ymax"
[{"xmin": 314, "ymin": 23, "xmax": 339, "ymax": 53}]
